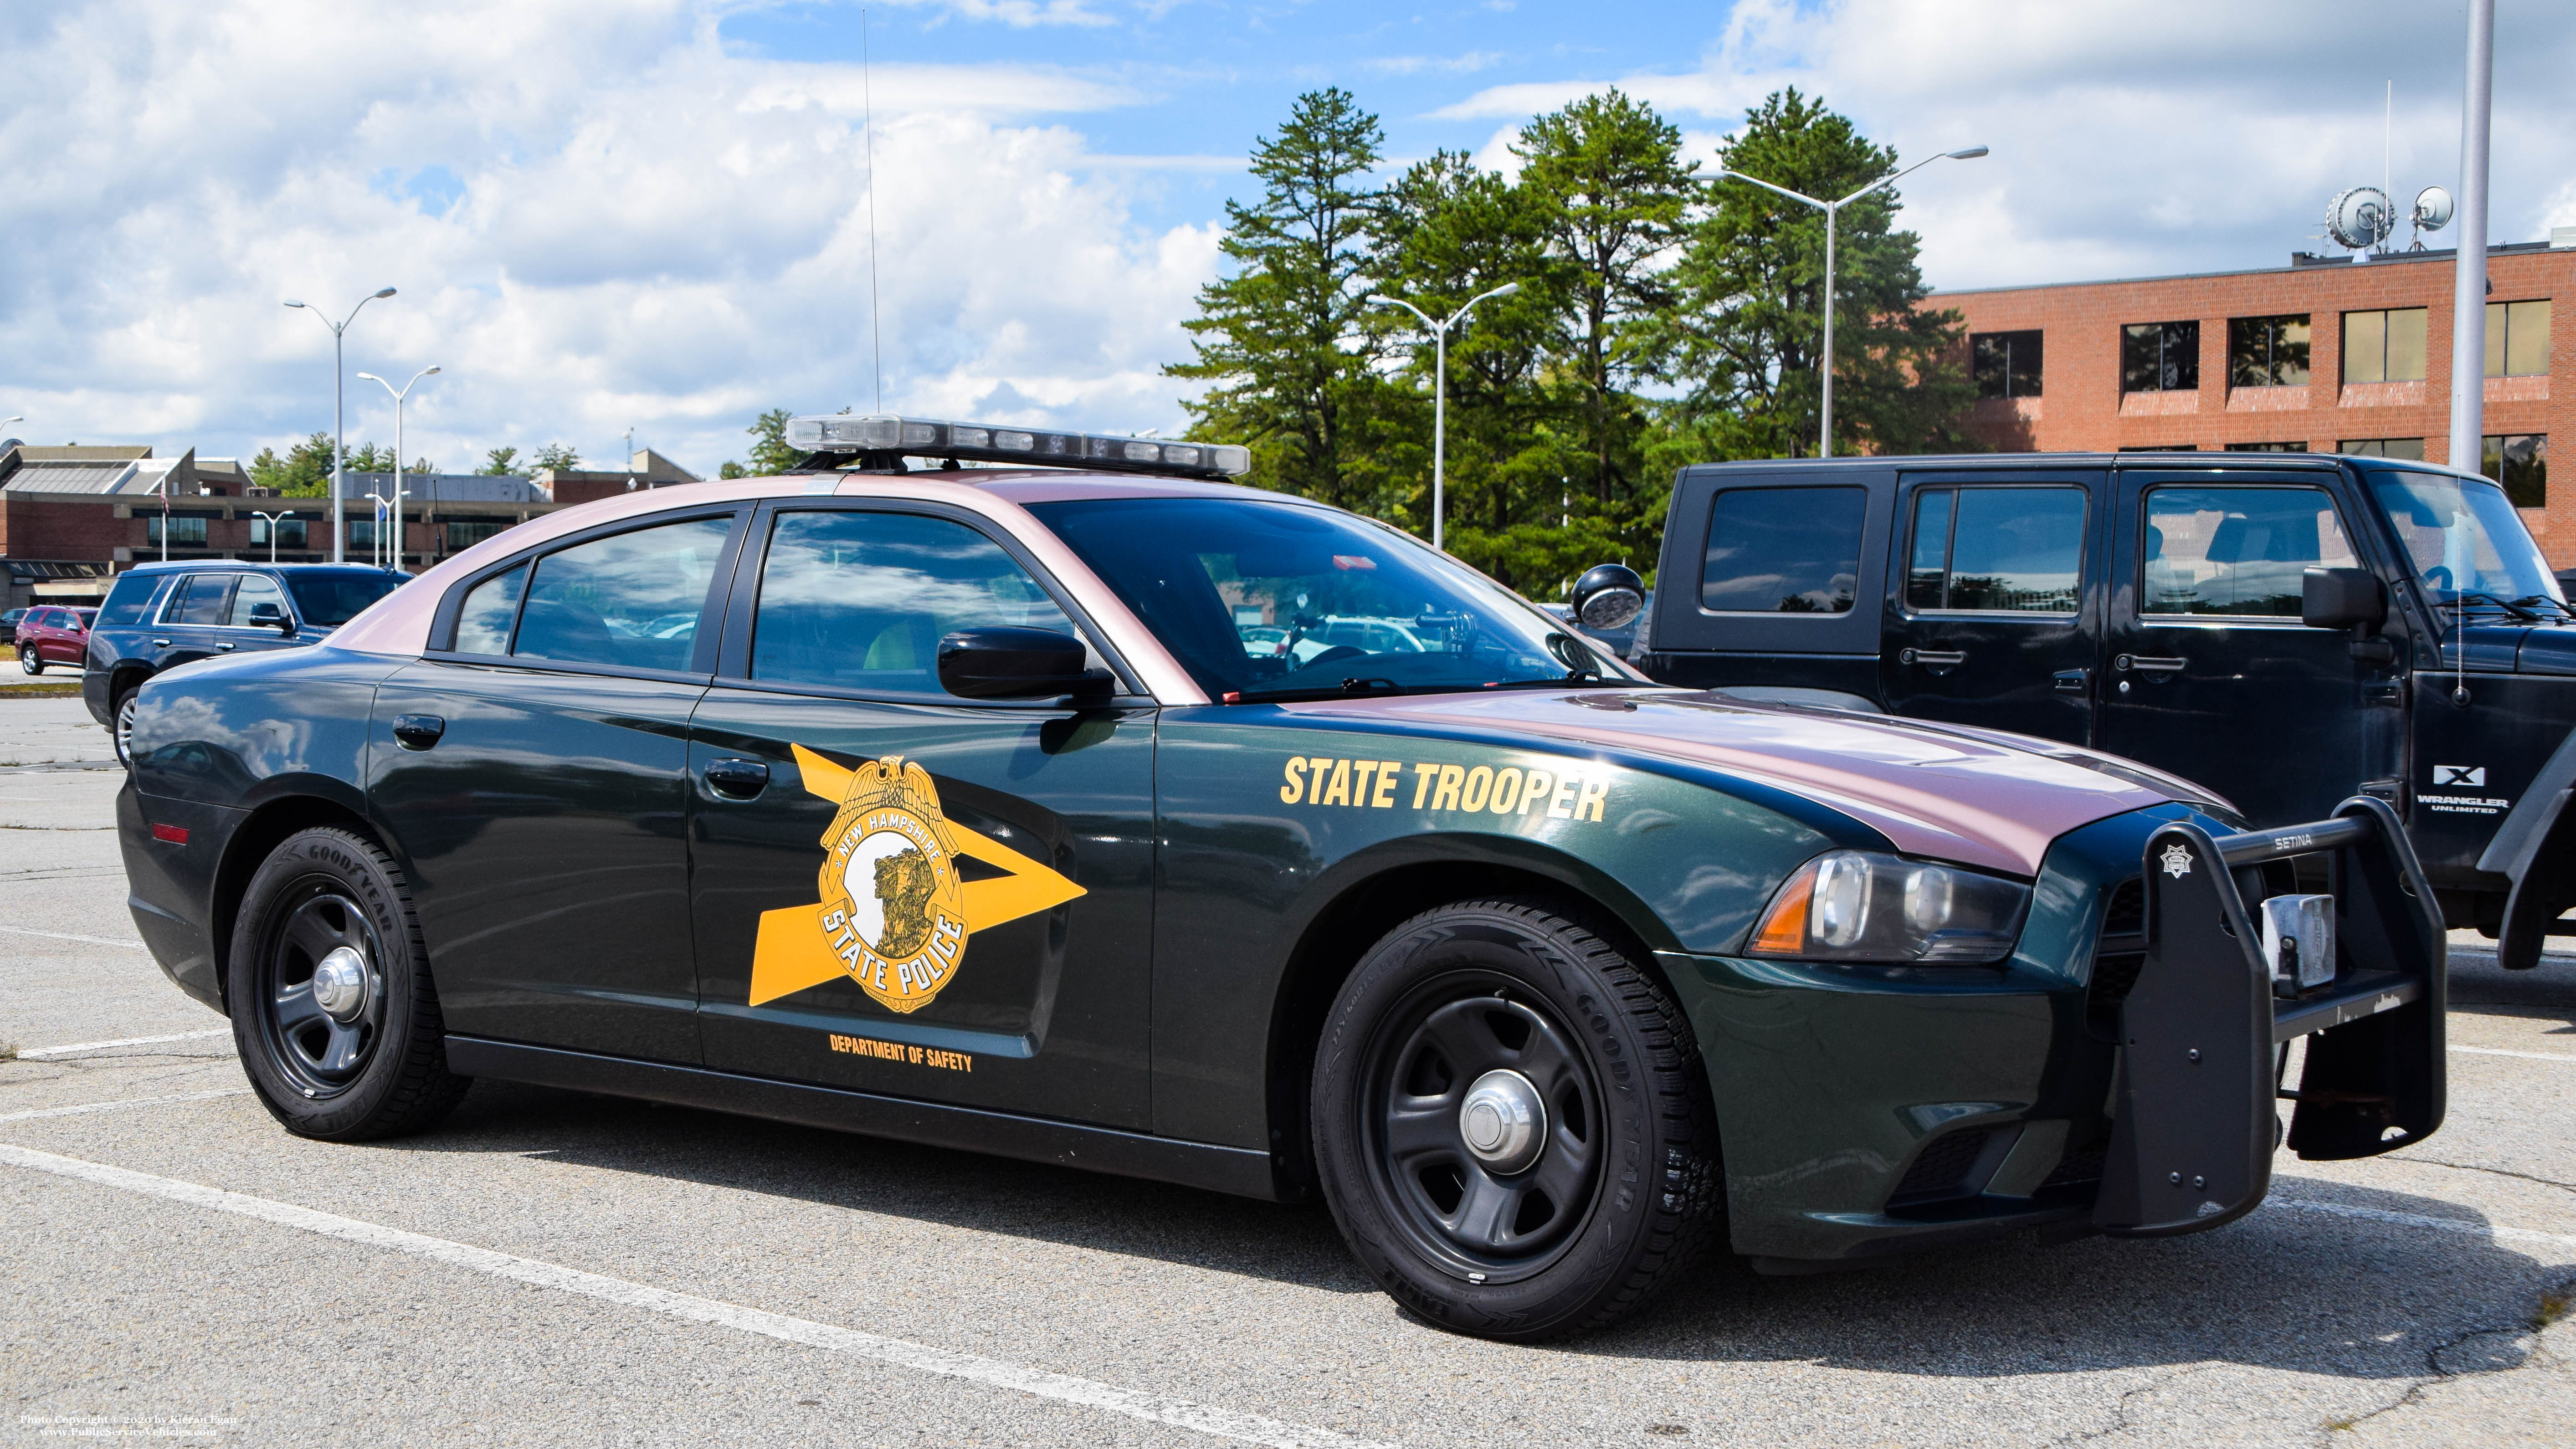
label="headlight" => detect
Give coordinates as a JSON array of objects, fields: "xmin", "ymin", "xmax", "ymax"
[{"xmin": 1748, "ymin": 850, "xmax": 2031, "ymax": 964}]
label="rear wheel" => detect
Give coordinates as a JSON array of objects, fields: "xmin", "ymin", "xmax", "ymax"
[
  {"xmin": 228, "ymin": 826, "xmax": 468, "ymax": 1140},
  {"xmin": 111, "ymin": 689, "xmax": 139, "ymax": 766},
  {"xmin": 1312, "ymin": 898, "xmax": 1722, "ymax": 1341},
  {"xmin": 19, "ymin": 645, "xmax": 40, "ymax": 676}
]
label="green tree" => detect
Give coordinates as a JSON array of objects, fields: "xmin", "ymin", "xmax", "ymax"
[
  {"xmin": 479, "ymin": 446, "xmax": 520, "ymax": 476},
  {"xmin": 530, "ymin": 443, "xmax": 580, "ymax": 471},
  {"xmin": 745, "ymin": 409, "xmax": 800, "ymax": 475},
  {"xmin": 250, "ymin": 432, "xmax": 340, "ymax": 497},
  {"xmin": 344, "ymin": 442, "xmax": 393, "ymax": 473},
  {"xmin": 1514, "ymin": 89, "xmax": 1696, "ymax": 555},
  {"xmin": 718, "ymin": 460, "xmax": 750, "ymax": 479},
  {"xmin": 1661, "ymin": 88, "xmax": 1975, "ymax": 460},
  {"xmin": 405, "ymin": 456, "xmax": 438, "ymax": 475},
  {"xmin": 1166, "ymin": 88, "xmax": 1410, "ymax": 516}
]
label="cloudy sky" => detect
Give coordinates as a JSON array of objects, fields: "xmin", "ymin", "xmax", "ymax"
[{"xmin": 2, "ymin": 0, "xmax": 2570, "ymax": 478}]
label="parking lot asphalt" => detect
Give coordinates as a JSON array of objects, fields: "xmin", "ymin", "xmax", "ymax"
[{"xmin": 2, "ymin": 695, "xmax": 2572, "ymax": 1448}]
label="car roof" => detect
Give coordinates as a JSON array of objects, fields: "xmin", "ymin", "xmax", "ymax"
[{"xmin": 123, "ymin": 560, "xmax": 404, "ymax": 574}]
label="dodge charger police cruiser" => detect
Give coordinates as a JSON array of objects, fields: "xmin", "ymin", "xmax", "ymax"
[{"xmin": 115, "ymin": 415, "xmax": 2446, "ymax": 1340}]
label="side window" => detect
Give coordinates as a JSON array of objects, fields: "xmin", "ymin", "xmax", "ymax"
[
  {"xmin": 513, "ymin": 517, "xmax": 734, "ymax": 671},
  {"xmin": 451, "ymin": 564, "xmax": 528, "ymax": 656},
  {"xmin": 226, "ymin": 575, "xmax": 289, "ymax": 627},
  {"xmin": 1906, "ymin": 486, "xmax": 2086, "ymax": 613},
  {"xmin": 2141, "ymin": 487, "xmax": 2357, "ymax": 617},
  {"xmin": 750, "ymin": 511, "xmax": 1077, "ymax": 694},
  {"xmin": 171, "ymin": 575, "xmax": 235, "ymax": 625},
  {"xmin": 1700, "ymin": 486, "xmax": 1865, "ymax": 614}
]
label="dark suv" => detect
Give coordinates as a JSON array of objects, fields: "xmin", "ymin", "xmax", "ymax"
[
  {"xmin": 1615, "ymin": 451, "xmax": 2576, "ymax": 968},
  {"xmin": 85, "ymin": 562, "xmax": 406, "ymax": 761}
]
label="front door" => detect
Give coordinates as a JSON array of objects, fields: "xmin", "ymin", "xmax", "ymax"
[
  {"xmin": 210, "ymin": 573, "xmax": 303, "ymax": 662},
  {"xmin": 152, "ymin": 573, "xmax": 236, "ymax": 671},
  {"xmin": 368, "ymin": 509, "xmax": 744, "ymax": 1062},
  {"xmin": 688, "ymin": 503, "xmax": 1156, "ymax": 1130},
  {"xmin": 2098, "ymin": 471, "xmax": 2396, "ymax": 825},
  {"xmin": 1878, "ymin": 471, "xmax": 2104, "ymax": 745}
]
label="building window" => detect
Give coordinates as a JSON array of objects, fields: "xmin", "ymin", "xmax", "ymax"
[
  {"xmin": 248, "ymin": 517, "xmax": 308, "ymax": 549},
  {"xmin": 2224, "ymin": 441, "xmax": 2310, "ymax": 452},
  {"xmin": 2228, "ymin": 314, "xmax": 2311, "ymax": 387},
  {"xmin": 446, "ymin": 520, "xmax": 508, "ymax": 550},
  {"xmin": 2342, "ymin": 308, "xmax": 2428, "ymax": 383},
  {"xmin": 1971, "ymin": 330, "xmax": 2043, "ymax": 399},
  {"xmin": 144, "ymin": 516, "xmax": 207, "ymax": 546},
  {"xmin": 2483, "ymin": 434, "xmax": 2548, "ymax": 508},
  {"xmin": 2121, "ymin": 320, "xmax": 2200, "ymax": 393},
  {"xmin": 2486, "ymin": 300, "xmax": 2551, "ymax": 377},
  {"xmin": 2340, "ymin": 438, "xmax": 2427, "ymax": 460}
]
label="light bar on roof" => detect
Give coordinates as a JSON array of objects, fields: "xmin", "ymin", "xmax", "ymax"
[{"xmin": 785, "ymin": 413, "xmax": 1251, "ymax": 480}]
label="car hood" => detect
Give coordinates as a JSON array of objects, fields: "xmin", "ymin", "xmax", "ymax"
[
  {"xmin": 2514, "ymin": 620, "xmax": 2576, "ymax": 675},
  {"xmin": 1286, "ymin": 688, "xmax": 2227, "ymax": 876}
]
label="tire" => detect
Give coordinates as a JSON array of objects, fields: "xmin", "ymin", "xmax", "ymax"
[
  {"xmin": 1312, "ymin": 897, "xmax": 1722, "ymax": 1341},
  {"xmin": 19, "ymin": 645, "xmax": 40, "ymax": 676},
  {"xmin": 227, "ymin": 826, "xmax": 468, "ymax": 1141},
  {"xmin": 111, "ymin": 689, "xmax": 139, "ymax": 767}
]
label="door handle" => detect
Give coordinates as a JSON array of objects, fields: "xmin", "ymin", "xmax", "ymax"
[
  {"xmin": 152, "ymin": 638, "xmax": 170, "ymax": 647},
  {"xmin": 216, "ymin": 642, "xmax": 236, "ymax": 651},
  {"xmin": 2115, "ymin": 655, "xmax": 2187, "ymax": 676},
  {"xmin": 1900, "ymin": 648, "xmax": 1967, "ymax": 667},
  {"xmin": 704, "ymin": 758, "xmax": 771, "ymax": 799},
  {"xmin": 2053, "ymin": 668, "xmax": 2091, "ymax": 695},
  {"xmin": 392, "ymin": 714, "xmax": 446, "ymax": 750}
]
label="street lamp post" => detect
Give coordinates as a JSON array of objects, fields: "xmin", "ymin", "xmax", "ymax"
[
  {"xmin": 283, "ymin": 287, "xmax": 397, "ymax": 563},
  {"xmin": 362, "ymin": 491, "xmax": 410, "ymax": 569},
  {"xmin": 357, "ymin": 365, "xmax": 440, "ymax": 573},
  {"xmin": 251, "ymin": 509, "xmax": 296, "ymax": 565},
  {"xmin": 1694, "ymin": 147, "xmax": 1987, "ymax": 458},
  {"xmin": 1365, "ymin": 282, "xmax": 1523, "ymax": 551}
]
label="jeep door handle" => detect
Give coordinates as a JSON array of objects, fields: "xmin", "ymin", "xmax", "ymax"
[
  {"xmin": 392, "ymin": 714, "xmax": 446, "ymax": 750},
  {"xmin": 2115, "ymin": 655, "xmax": 2187, "ymax": 675},
  {"xmin": 2053, "ymin": 668, "xmax": 2091, "ymax": 694},
  {"xmin": 1899, "ymin": 648, "xmax": 1967, "ymax": 667},
  {"xmin": 704, "ymin": 758, "xmax": 771, "ymax": 799}
]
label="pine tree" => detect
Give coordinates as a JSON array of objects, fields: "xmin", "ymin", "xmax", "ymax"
[
  {"xmin": 745, "ymin": 409, "xmax": 800, "ymax": 475},
  {"xmin": 480, "ymin": 447, "xmax": 521, "ymax": 476}
]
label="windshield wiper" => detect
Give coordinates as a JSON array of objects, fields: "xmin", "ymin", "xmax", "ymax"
[
  {"xmin": 2436, "ymin": 591, "xmax": 2542, "ymax": 622},
  {"xmin": 2510, "ymin": 594, "xmax": 2576, "ymax": 620}
]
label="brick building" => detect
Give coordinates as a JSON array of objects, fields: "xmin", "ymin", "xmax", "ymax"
[{"xmin": 1937, "ymin": 237, "xmax": 2571, "ymax": 563}]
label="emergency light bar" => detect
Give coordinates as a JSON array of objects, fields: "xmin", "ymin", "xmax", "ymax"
[{"xmin": 786, "ymin": 413, "xmax": 1251, "ymax": 480}]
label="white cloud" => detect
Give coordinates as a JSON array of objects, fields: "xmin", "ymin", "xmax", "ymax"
[
  {"xmin": 0, "ymin": 0, "xmax": 1211, "ymax": 474},
  {"xmin": 1364, "ymin": 51, "xmax": 1506, "ymax": 77}
]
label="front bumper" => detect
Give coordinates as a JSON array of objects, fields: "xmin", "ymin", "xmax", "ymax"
[{"xmin": 1667, "ymin": 797, "xmax": 2446, "ymax": 1265}]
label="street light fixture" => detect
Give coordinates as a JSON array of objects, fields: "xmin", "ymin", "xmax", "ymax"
[
  {"xmin": 1693, "ymin": 146, "xmax": 1987, "ymax": 458},
  {"xmin": 251, "ymin": 509, "xmax": 296, "ymax": 565},
  {"xmin": 357, "ymin": 365, "xmax": 440, "ymax": 574},
  {"xmin": 1365, "ymin": 281, "xmax": 1523, "ymax": 551},
  {"xmin": 283, "ymin": 287, "xmax": 397, "ymax": 563},
  {"xmin": 362, "ymin": 490, "xmax": 411, "ymax": 569}
]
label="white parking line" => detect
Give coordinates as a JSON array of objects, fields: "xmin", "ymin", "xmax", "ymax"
[
  {"xmin": 2451, "ymin": 1045, "xmax": 2576, "ymax": 1064},
  {"xmin": 18, "ymin": 1028, "xmax": 232, "ymax": 1060},
  {"xmin": 0, "ymin": 1090, "xmax": 251, "ymax": 1124},
  {"xmin": 0, "ymin": 1141, "xmax": 1396, "ymax": 1449},
  {"xmin": 2273, "ymin": 1196, "xmax": 2576, "ymax": 1252},
  {"xmin": 0, "ymin": 924, "xmax": 149, "ymax": 951}
]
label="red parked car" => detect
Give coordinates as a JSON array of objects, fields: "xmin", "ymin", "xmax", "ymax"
[{"xmin": 15, "ymin": 606, "xmax": 96, "ymax": 674}]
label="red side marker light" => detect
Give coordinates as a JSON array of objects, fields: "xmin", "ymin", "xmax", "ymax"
[
  {"xmin": 1222, "ymin": 691, "xmax": 1242, "ymax": 703},
  {"xmin": 151, "ymin": 823, "xmax": 189, "ymax": 845}
]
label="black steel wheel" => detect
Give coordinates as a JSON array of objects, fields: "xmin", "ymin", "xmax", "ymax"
[
  {"xmin": 228, "ymin": 826, "xmax": 467, "ymax": 1140},
  {"xmin": 1313, "ymin": 898, "xmax": 1722, "ymax": 1341},
  {"xmin": 111, "ymin": 689, "xmax": 139, "ymax": 766},
  {"xmin": 19, "ymin": 645, "xmax": 40, "ymax": 676}
]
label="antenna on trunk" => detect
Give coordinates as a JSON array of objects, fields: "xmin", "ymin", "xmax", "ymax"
[{"xmin": 863, "ymin": 7, "xmax": 885, "ymax": 414}]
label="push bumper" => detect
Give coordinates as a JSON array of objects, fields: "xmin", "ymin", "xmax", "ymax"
[{"xmin": 2096, "ymin": 796, "xmax": 2446, "ymax": 1236}]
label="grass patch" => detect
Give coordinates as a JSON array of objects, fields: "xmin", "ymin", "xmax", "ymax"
[
  {"xmin": 0, "ymin": 683, "xmax": 85, "ymax": 699},
  {"xmin": 2540, "ymin": 1292, "xmax": 2572, "ymax": 1329}
]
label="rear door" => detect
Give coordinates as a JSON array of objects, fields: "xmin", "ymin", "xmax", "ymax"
[
  {"xmin": 2097, "ymin": 469, "xmax": 2395, "ymax": 825},
  {"xmin": 1878, "ymin": 469, "xmax": 2105, "ymax": 745},
  {"xmin": 685, "ymin": 501, "xmax": 1157, "ymax": 1129},
  {"xmin": 369, "ymin": 507, "xmax": 746, "ymax": 1063}
]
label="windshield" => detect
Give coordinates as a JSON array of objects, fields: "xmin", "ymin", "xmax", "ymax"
[
  {"xmin": 286, "ymin": 570, "xmax": 405, "ymax": 626},
  {"xmin": 1027, "ymin": 497, "xmax": 1637, "ymax": 700},
  {"xmin": 2367, "ymin": 470, "xmax": 2564, "ymax": 606}
]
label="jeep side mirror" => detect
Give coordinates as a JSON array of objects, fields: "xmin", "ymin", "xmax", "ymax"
[
  {"xmin": 1571, "ymin": 563, "xmax": 1646, "ymax": 630},
  {"xmin": 936, "ymin": 626, "xmax": 1101, "ymax": 700},
  {"xmin": 249, "ymin": 601, "xmax": 292, "ymax": 633},
  {"xmin": 2303, "ymin": 567, "xmax": 2393, "ymax": 663}
]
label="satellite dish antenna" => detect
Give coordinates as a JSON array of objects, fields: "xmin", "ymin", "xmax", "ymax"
[
  {"xmin": 2326, "ymin": 186, "xmax": 2396, "ymax": 252},
  {"xmin": 2409, "ymin": 185, "xmax": 2454, "ymax": 250}
]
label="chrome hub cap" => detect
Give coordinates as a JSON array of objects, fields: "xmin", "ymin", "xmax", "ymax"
[
  {"xmin": 310, "ymin": 946, "xmax": 371, "ymax": 1022},
  {"xmin": 1458, "ymin": 1069, "xmax": 1545, "ymax": 1173}
]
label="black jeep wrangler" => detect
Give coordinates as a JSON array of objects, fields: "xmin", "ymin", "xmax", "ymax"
[{"xmin": 1609, "ymin": 451, "xmax": 2576, "ymax": 969}]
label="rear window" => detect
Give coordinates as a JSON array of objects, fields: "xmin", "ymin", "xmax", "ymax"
[
  {"xmin": 97, "ymin": 572, "xmax": 169, "ymax": 627},
  {"xmin": 1701, "ymin": 486, "xmax": 1865, "ymax": 613},
  {"xmin": 285, "ymin": 570, "xmax": 405, "ymax": 627}
]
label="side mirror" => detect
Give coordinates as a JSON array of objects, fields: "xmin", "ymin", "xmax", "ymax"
[
  {"xmin": 1570, "ymin": 563, "xmax": 1646, "ymax": 630},
  {"xmin": 2304, "ymin": 567, "xmax": 2393, "ymax": 663},
  {"xmin": 937, "ymin": 626, "xmax": 1098, "ymax": 700},
  {"xmin": 249, "ymin": 601, "xmax": 293, "ymax": 634}
]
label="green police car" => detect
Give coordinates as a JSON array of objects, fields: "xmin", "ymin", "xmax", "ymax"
[{"xmin": 115, "ymin": 415, "xmax": 2446, "ymax": 1340}]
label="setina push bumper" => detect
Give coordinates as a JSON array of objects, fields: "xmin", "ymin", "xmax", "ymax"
[{"xmin": 2100, "ymin": 796, "xmax": 2445, "ymax": 1236}]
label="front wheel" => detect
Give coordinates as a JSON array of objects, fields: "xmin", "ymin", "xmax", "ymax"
[
  {"xmin": 227, "ymin": 826, "xmax": 468, "ymax": 1140},
  {"xmin": 1312, "ymin": 898, "xmax": 1722, "ymax": 1341},
  {"xmin": 18, "ymin": 645, "xmax": 40, "ymax": 676},
  {"xmin": 111, "ymin": 689, "xmax": 139, "ymax": 766}
]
